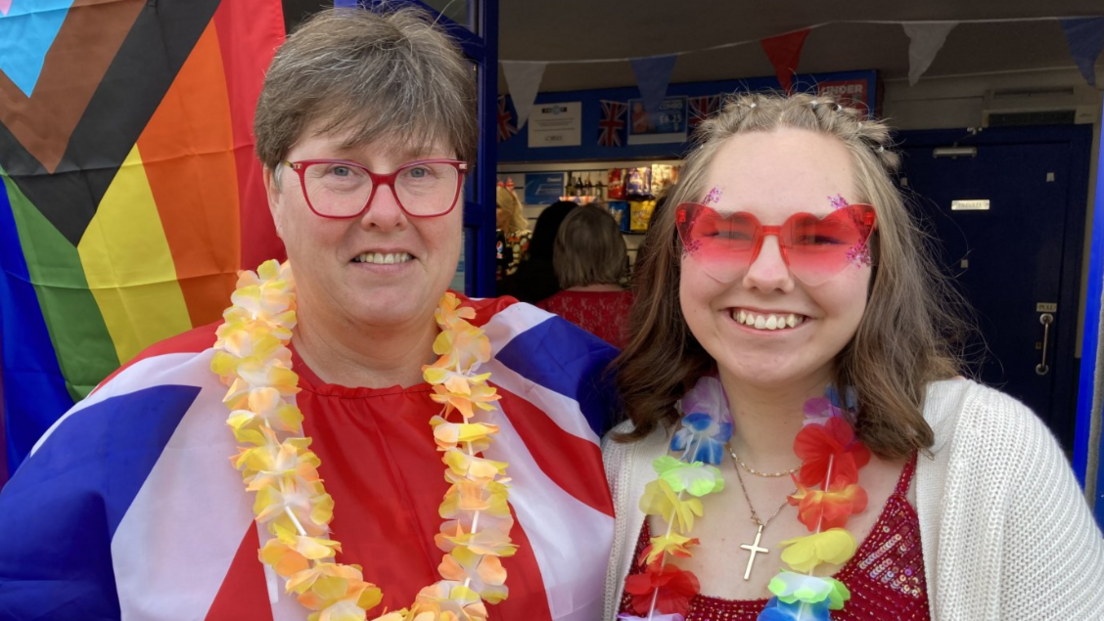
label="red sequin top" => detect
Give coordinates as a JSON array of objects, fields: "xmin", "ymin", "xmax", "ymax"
[
  {"xmin": 536, "ymin": 289, "xmax": 633, "ymax": 348},
  {"xmin": 619, "ymin": 454, "xmax": 930, "ymax": 620}
]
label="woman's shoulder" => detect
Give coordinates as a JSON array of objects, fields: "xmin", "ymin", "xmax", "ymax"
[
  {"xmin": 923, "ymin": 378, "xmax": 1060, "ymax": 466},
  {"xmin": 601, "ymin": 420, "xmax": 667, "ymax": 457}
]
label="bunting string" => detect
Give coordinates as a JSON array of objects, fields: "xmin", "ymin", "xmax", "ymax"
[{"xmin": 499, "ymin": 15, "xmax": 1104, "ymax": 65}]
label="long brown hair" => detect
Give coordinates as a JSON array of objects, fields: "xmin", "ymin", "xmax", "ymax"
[{"xmin": 615, "ymin": 92, "xmax": 970, "ymax": 459}]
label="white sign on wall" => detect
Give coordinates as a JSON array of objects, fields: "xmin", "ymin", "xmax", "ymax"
[{"xmin": 528, "ymin": 101, "xmax": 582, "ymax": 148}]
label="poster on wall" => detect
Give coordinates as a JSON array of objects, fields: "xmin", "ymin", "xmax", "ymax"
[
  {"xmin": 528, "ymin": 102, "xmax": 582, "ymax": 148},
  {"xmin": 524, "ymin": 173, "xmax": 567, "ymax": 205},
  {"xmin": 627, "ymin": 96, "xmax": 688, "ymax": 145},
  {"xmin": 817, "ymin": 79, "xmax": 870, "ymax": 114}
]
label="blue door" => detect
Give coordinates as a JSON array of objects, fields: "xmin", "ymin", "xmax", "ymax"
[{"xmin": 896, "ymin": 126, "xmax": 1093, "ymax": 451}]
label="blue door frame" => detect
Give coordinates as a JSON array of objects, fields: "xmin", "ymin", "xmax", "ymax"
[
  {"xmin": 1077, "ymin": 108, "xmax": 1104, "ymax": 525},
  {"xmin": 335, "ymin": 0, "xmax": 498, "ymax": 297}
]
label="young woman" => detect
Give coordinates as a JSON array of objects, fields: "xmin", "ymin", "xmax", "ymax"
[{"xmin": 604, "ymin": 92, "xmax": 1104, "ymax": 620}]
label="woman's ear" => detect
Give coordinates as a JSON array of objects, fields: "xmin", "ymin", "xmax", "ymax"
[{"xmin": 263, "ymin": 166, "xmax": 284, "ymax": 239}]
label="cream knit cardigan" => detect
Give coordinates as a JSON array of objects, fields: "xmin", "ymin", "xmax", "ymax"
[{"xmin": 601, "ymin": 379, "xmax": 1104, "ymax": 620}]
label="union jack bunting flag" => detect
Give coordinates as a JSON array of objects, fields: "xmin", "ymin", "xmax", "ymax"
[
  {"xmin": 689, "ymin": 94, "xmax": 722, "ymax": 129},
  {"xmin": 497, "ymin": 94, "xmax": 518, "ymax": 142},
  {"xmin": 597, "ymin": 100, "xmax": 626, "ymax": 147}
]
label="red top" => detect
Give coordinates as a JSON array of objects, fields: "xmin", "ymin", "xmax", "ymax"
[
  {"xmin": 536, "ymin": 289, "xmax": 633, "ymax": 348},
  {"xmin": 620, "ymin": 454, "xmax": 930, "ymax": 620},
  {"xmin": 162, "ymin": 297, "xmax": 613, "ymax": 620}
]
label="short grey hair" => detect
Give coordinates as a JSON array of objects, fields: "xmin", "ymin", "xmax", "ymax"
[
  {"xmin": 553, "ymin": 203, "xmax": 628, "ymax": 289},
  {"xmin": 254, "ymin": 6, "xmax": 477, "ymax": 172}
]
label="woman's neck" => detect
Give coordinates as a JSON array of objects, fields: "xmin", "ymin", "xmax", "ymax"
[
  {"xmin": 292, "ymin": 300, "xmax": 438, "ymax": 389},
  {"xmin": 719, "ymin": 371, "xmax": 831, "ymax": 471}
]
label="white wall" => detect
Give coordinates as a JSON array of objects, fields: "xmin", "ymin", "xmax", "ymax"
[{"xmin": 882, "ymin": 66, "xmax": 1103, "ymax": 357}]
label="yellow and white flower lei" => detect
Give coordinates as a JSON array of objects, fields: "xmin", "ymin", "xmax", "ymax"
[{"xmin": 212, "ymin": 260, "xmax": 514, "ymax": 621}]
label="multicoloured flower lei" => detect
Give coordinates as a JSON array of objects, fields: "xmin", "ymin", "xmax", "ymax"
[
  {"xmin": 621, "ymin": 380, "xmax": 870, "ymax": 621},
  {"xmin": 620, "ymin": 376, "xmax": 730, "ymax": 620},
  {"xmin": 212, "ymin": 260, "xmax": 514, "ymax": 621},
  {"xmin": 764, "ymin": 387, "xmax": 869, "ymax": 621}
]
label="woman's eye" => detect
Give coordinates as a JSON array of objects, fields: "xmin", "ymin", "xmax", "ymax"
[
  {"xmin": 717, "ymin": 229, "xmax": 753, "ymax": 240},
  {"xmin": 407, "ymin": 166, "xmax": 431, "ymax": 179},
  {"xmin": 331, "ymin": 166, "xmax": 352, "ymax": 177},
  {"xmin": 797, "ymin": 234, "xmax": 844, "ymax": 245}
]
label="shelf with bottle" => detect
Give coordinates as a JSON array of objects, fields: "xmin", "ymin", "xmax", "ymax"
[
  {"xmin": 501, "ymin": 158, "xmax": 680, "ymax": 228},
  {"xmin": 498, "ymin": 158, "xmax": 682, "ymax": 236}
]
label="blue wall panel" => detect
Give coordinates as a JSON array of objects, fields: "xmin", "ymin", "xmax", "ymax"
[{"xmin": 498, "ymin": 70, "xmax": 876, "ymax": 163}]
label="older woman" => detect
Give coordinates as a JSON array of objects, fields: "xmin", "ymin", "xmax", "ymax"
[{"xmin": 0, "ymin": 8, "xmax": 616, "ymax": 621}]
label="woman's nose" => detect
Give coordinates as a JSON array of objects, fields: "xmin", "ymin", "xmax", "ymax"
[
  {"xmin": 359, "ymin": 183, "xmax": 408, "ymax": 230},
  {"xmin": 741, "ymin": 235, "xmax": 795, "ymax": 293}
]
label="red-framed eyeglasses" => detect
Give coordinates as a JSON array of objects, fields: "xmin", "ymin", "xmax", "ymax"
[
  {"xmin": 675, "ymin": 202, "xmax": 877, "ymax": 286},
  {"xmin": 285, "ymin": 158, "xmax": 469, "ymax": 219}
]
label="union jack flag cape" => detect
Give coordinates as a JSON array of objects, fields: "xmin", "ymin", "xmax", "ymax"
[
  {"xmin": 0, "ymin": 297, "xmax": 618, "ymax": 621},
  {"xmin": 597, "ymin": 100, "xmax": 626, "ymax": 147}
]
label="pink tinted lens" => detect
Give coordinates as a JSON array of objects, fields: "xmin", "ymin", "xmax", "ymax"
[
  {"xmin": 677, "ymin": 204, "xmax": 761, "ymax": 281},
  {"xmin": 677, "ymin": 202, "xmax": 875, "ymax": 285},
  {"xmin": 782, "ymin": 207, "xmax": 870, "ymax": 285}
]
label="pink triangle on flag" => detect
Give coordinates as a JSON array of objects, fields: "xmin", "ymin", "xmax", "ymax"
[{"xmin": 0, "ymin": 0, "xmax": 12, "ymax": 17}]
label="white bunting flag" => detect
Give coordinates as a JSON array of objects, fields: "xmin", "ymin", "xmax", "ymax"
[
  {"xmin": 501, "ymin": 61, "xmax": 547, "ymax": 131},
  {"xmin": 903, "ymin": 22, "xmax": 958, "ymax": 86}
]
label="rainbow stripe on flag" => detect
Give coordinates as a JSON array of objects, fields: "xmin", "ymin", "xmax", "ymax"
[{"xmin": 0, "ymin": 0, "xmax": 286, "ymax": 481}]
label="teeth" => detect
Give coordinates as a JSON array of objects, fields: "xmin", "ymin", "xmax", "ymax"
[
  {"xmin": 355, "ymin": 252, "xmax": 412, "ymax": 265},
  {"xmin": 733, "ymin": 310, "xmax": 804, "ymax": 331}
]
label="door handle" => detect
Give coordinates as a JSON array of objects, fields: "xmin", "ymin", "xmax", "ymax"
[{"xmin": 1036, "ymin": 313, "xmax": 1054, "ymax": 376}]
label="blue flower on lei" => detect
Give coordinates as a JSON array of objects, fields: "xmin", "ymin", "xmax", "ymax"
[
  {"xmin": 825, "ymin": 384, "xmax": 858, "ymax": 410},
  {"xmin": 759, "ymin": 596, "xmax": 831, "ymax": 621},
  {"xmin": 672, "ymin": 375, "xmax": 733, "ymax": 465}
]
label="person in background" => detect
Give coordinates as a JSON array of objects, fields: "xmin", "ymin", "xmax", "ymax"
[
  {"xmin": 537, "ymin": 203, "xmax": 633, "ymax": 348},
  {"xmin": 499, "ymin": 200, "xmax": 575, "ymax": 304},
  {"xmin": 603, "ymin": 92, "xmax": 1104, "ymax": 620},
  {"xmin": 496, "ymin": 184, "xmax": 531, "ymax": 279},
  {"xmin": 0, "ymin": 7, "xmax": 618, "ymax": 620}
]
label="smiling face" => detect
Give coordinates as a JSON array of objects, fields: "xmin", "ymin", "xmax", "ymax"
[
  {"xmin": 679, "ymin": 127, "xmax": 872, "ymax": 394},
  {"xmin": 266, "ymin": 120, "xmax": 463, "ymax": 333}
]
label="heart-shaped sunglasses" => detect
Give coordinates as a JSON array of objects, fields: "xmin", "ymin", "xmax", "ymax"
[{"xmin": 675, "ymin": 202, "xmax": 877, "ymax": 286}]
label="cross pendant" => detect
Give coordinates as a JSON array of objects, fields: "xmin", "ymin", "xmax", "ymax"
[{"xmin": 739, "ymin": 523, "xmax": 769, "ymax": 581}]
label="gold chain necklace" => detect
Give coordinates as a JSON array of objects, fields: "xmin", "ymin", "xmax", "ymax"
[
  {"xmin": 727, "ymin": 444, "xmax": 800, "ymax": 478},
  {"xmin": 728, "ymin": 445, "xmax": 795, "ymax": 581}
]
